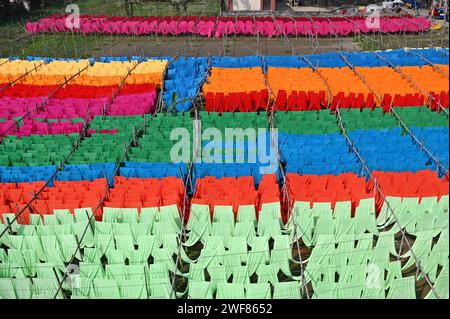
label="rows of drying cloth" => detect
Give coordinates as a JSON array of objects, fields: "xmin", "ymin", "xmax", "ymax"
[
  {"xmin": 1, "ymin": 105, "xmax": 448, "ymax": 184},
  {"xmin": 0, "ymin": 58, "xmax": 167, "ymax": 138},
  {"xmin": 203, "ymin": 64, "xmax": 449, "ymax": 112},
  {"xmin": 0, "ymin": 170, "xmax": 447, "ymax": 299},
  {"xmin": 25, "ymin": 14, "xmax": 432, "ymax": 37}
]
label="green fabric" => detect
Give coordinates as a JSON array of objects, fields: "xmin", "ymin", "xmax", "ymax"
[
  {"xmin": 311, "ymin": 214, "xmax": 334, "ymax": 245},
  {"xmin": 207, "ymin": 265, "xmax": 227, "ymax": 292},
  {"xmin": 152, "ymin": 248, "xmax": 176, "ymax": 270},
  {"xmin": 275, "ymin": 110, "xmax": 339, "ymax": 134},
  {"xmin": 103, "ymin": 207, "xmax": 119, "ymax": 223},
  {"xmin": 211, "ymin": 222, "xmax": 233, "ymax": 248},
  {"xmin": 113, "ymin": 223, "xmax": 132, "ymax": 237},
  {"xmin": 421, "ymin": 229, "xmax": 448, "ymax": 282},
  {"xmin": 118, "ymin": 279, "xmax": 146, "ymax": 299},
  {"xmin": 115, "ymin": 234, "xmax": 135, "ymax": 260},
  {"xmin": 106, "ymin": 264, "xmax": 127, "ymax": 281},
  {"xmin": 354, "ymin": 198, "xmax": 379, "ymax": 235},
  {"xmin": 245, "ymin": 283, "xmax": 271, "ymax": 299},
  {"xmin": 105, "ymin": 249, "xmax": 125, "ymax": 264},
  {"xmin": 197, "ymin": 236, "xmax": 225, "ymax": 268},
  {"xmin": 293, "ymin": 202, "xmax": 314, "ymax": 246},
  {"xmin": 159, "ymin": 205, "xmax": 181, "ymax": 226},
  {"xmin": 74, "ymin": 207, "xmax": 94, "ymax": 222},
  {"xmin": 385, "ymin": 261, "xmax": 403, "ymax": 289},
  {"xmin": 33, "ymin": 277, "xmax": 64, "ymax": 299},
  {"xmin": 259, "ymin": 202, "xmax": 281, "ymax": 221},
  {"xmin": 130, "ymin": 223, "xmax": 151, "ymax": 244},
  {"xmin": 426, "ymin": 264, "xmax": 449, "ymax": 299},
  {"xmin": 340, "ymin": 107, "xmax": 397, "ymax": 132},
  {"xmin": 231, "ymin": 265, "xmax": 250, "ymax": 285},
  {"xmin": 393, "ymin": 106, "xmax": 449, "ymax": 128},
  {"xmin": 136, "ymin": 235, "xmax": 157, "ymax": 263},
  {"xmin": 96, "ymin": 234, "xmax": 114, "ymax": 256},
  {"xmin": 188, "ymin": 281, "xmax": 213, "ymax": 299},
  {"xmin": 186, "ymin": 204, "xmax": 210, "ymax": 231},
  {"xmin": 12, "ymin": 278, "xmax": 33, "ymax": 299},
  {"xmin": 71, "ymin": 277, "xmax": 93, "ymax": 298},
  {"xmin": 256, "ymin": 263, "xmax": 279, "ymax": 285},
  {"xmin": 93, "ymin": 278, "xmax": 121, "ymax": 299},
  {"xmin": 216, "ymin": 282, "xmax": 245, "ymax": 299},
  {"xmin": 313, "ymin": 282, "xmax": 338, "ymax": 299},
  {"xmin": 43, "ymin": 214, "xmax": 58, "ymax": 225},
  {"xmin": 234, "ymin": 222, "xmax": 256, "ymax": 247},
  {"xmin": 271, "ymin": 235, "xmax": 293, "ymax": 277},
  {"xmin": 237, "ymin": 205, "xmax": 257, "ymax": 225},
  {"xmin": 152, "ymin": 221, "xmax": 180, "ymax": 238},
  {"xmin": 184, "ymin": 220, "xmax": 210, "ymax": 246},
  {"xmin": 148, "ymin": 263, "xmax": 171, "ymax": 283},
  {"xmin": 334, "ymin": 201, "xmax": 352, "ymax": 219},
  {"xmin": 273, "ymin": 281, "xmax": 301, "ymax": 299},
  {"xmin": 386, "ymin": 277, "xmax": 416, "ymax": 299},
  {"xmin": 247, "ymin": 236, "xmax": 270, "ymax": 275},
  {"xmin": 184, "ymin": 263, "xmax": 206, "ymax": 282},
  {"xmin": 377, "ymin": 196, "xmax": 401, "ymax": 227},
  {"xmin": 8, "ymin": 248, "xmax": 37, "ymax": 277},
  {"xmin": 79, "ymin": 262, "xmax": 104, "ymax": 279},
  {"xmin": 212, "ymin": 205, "xmax": 234, "ymax": 225},
  {"xmin": 71, "ymin": 221, "xmax": 95, "ymax": 248},
  {"xmin": 140, "ymin": 207, "xmax": 157, "ymax": 228},
  {"xmin": 149, "ymin": 281, "xmax": 173, "ymax": 299},
  {"xmin": 401, "ymin": 231, "xmax": 433, "ymax": 271},
  {"xmin": 161, "ymin": 234, "xmax": 193, "ymax": 264},
  {"xmin": 57, "ymin": 234, "xmax": 81, "ymax": 262},
  {"xmin": 257, "ymin": 219, "xmax": 282, "ymax": 239},
  {"xmin": 224, "ymin": 236, "xmax": 248, "ymax": 273},
  {"xmin": 0, "ymin": 278, "xmax": 16, "ymax": 299},
  {"xmin": 29, "ymin": 214, "xmax": 43, "ymax": 226}
]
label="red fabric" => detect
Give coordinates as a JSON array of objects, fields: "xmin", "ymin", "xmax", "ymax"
[{"xmin": 192, "ymin": 175, "xmax": 280, "ymax": 220}]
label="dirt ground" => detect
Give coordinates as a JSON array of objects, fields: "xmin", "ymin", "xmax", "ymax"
[
  {"xmin": 0, "ymin": 32, "xmax": 362, "ymax": 58},
  {"xmin": 96, "ymin": 36, "xmax": 362, "ymax": 57}
]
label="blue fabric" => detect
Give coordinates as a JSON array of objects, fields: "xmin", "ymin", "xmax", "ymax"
[
  {"xmin": 264, "ymin": 56, "xmax": 309, "ymax": 68},
  {"xmin": 0, "ymin": 162, "xmax": 116, "ymax": 184},
  {"xmin": 120, "ymin": 162, "xmax": 188, "ymax": 180},
  {"xmin": 303, "ymin": 52, "xmax": 347, "ymax": 68},
  {"xmin": 348, "ymin": 128, "xmax": 439, "ymax": 173},
  {"xmin": 410, "ymin": 126, "xmax": 449, "ymax": 169},
  {"xmin": 58, "ymin": 163, "xmax": 116, "ymax": 186},
  {"xmin": 211, "ymin": 56, "xmax": 263, "ymax": 68},
  {"xmin": 0, "ymin": 165, "xmax": 56, "ymax": 184},
  {"xmin": 163, "ymin": 57, "xmax": 208, "ymax": 112},
  {"xmin": 278, "ymin": 132, "xmax": 360, "ymax": 175}
]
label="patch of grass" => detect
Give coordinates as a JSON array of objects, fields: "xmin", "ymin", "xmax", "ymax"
[
  {"xmin": 0, "ymin": 0, "xmax": 220, "ymax": 58},
  {"xmin": 1, "ymin": 0, "xmax": 220, "ymax": 25},
  {"xmin": 353, "ymin": 30, "xmax": 450, "ymax": 51}
]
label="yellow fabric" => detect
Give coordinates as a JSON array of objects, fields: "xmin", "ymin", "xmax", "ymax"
[
  {"xmin": 0, "ymin": 60, "xmax": 44, "ymax": 83},
  {"xmin": 1, "ymin": 59, "xmax": 168, "ymax": 87},
  {"xmin": 18, "ymin": 60, "xmax": 90, "ymax": 85}
]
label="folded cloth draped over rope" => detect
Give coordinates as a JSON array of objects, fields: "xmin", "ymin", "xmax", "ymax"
[{"xmin": 25, "ymin": 15, "xmax": 432, "ymax": 37}]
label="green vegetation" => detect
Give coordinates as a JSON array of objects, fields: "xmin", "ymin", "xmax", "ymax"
[
  {"xmin": 354, "ymin": 29, "xmax": 449, "ymax": 51},
  {"xmin": 0, "ymin": 0, "xmax": 220, "ymax": 58}
]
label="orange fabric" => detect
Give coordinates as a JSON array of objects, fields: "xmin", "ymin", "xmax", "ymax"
[
  {"xmin": 267, "ymin": 67, "xmax": 328, "ymax": 98},
  {"xmin": 399, "ymin": 65, "xmax": 449, "ymax": 94},
  {"xmin": 203, "ymin": 67, "xmax": 267, "ymax": 95}
]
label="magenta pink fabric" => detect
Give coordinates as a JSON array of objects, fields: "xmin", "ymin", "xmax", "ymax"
[
  {"xmin": 26, "ymin": 15, "xmax": 432, "ymax": 37},
  {"xmin": 0, "ymin": 96, "xmax": 107, "ymax": 121},
  {"xmin": 107, "ymin": 92, "xmax": 157, "ymax": 116},
  {"xmin": 0, "ymin": 119, "xmax": 83, "ymax": 137}
]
